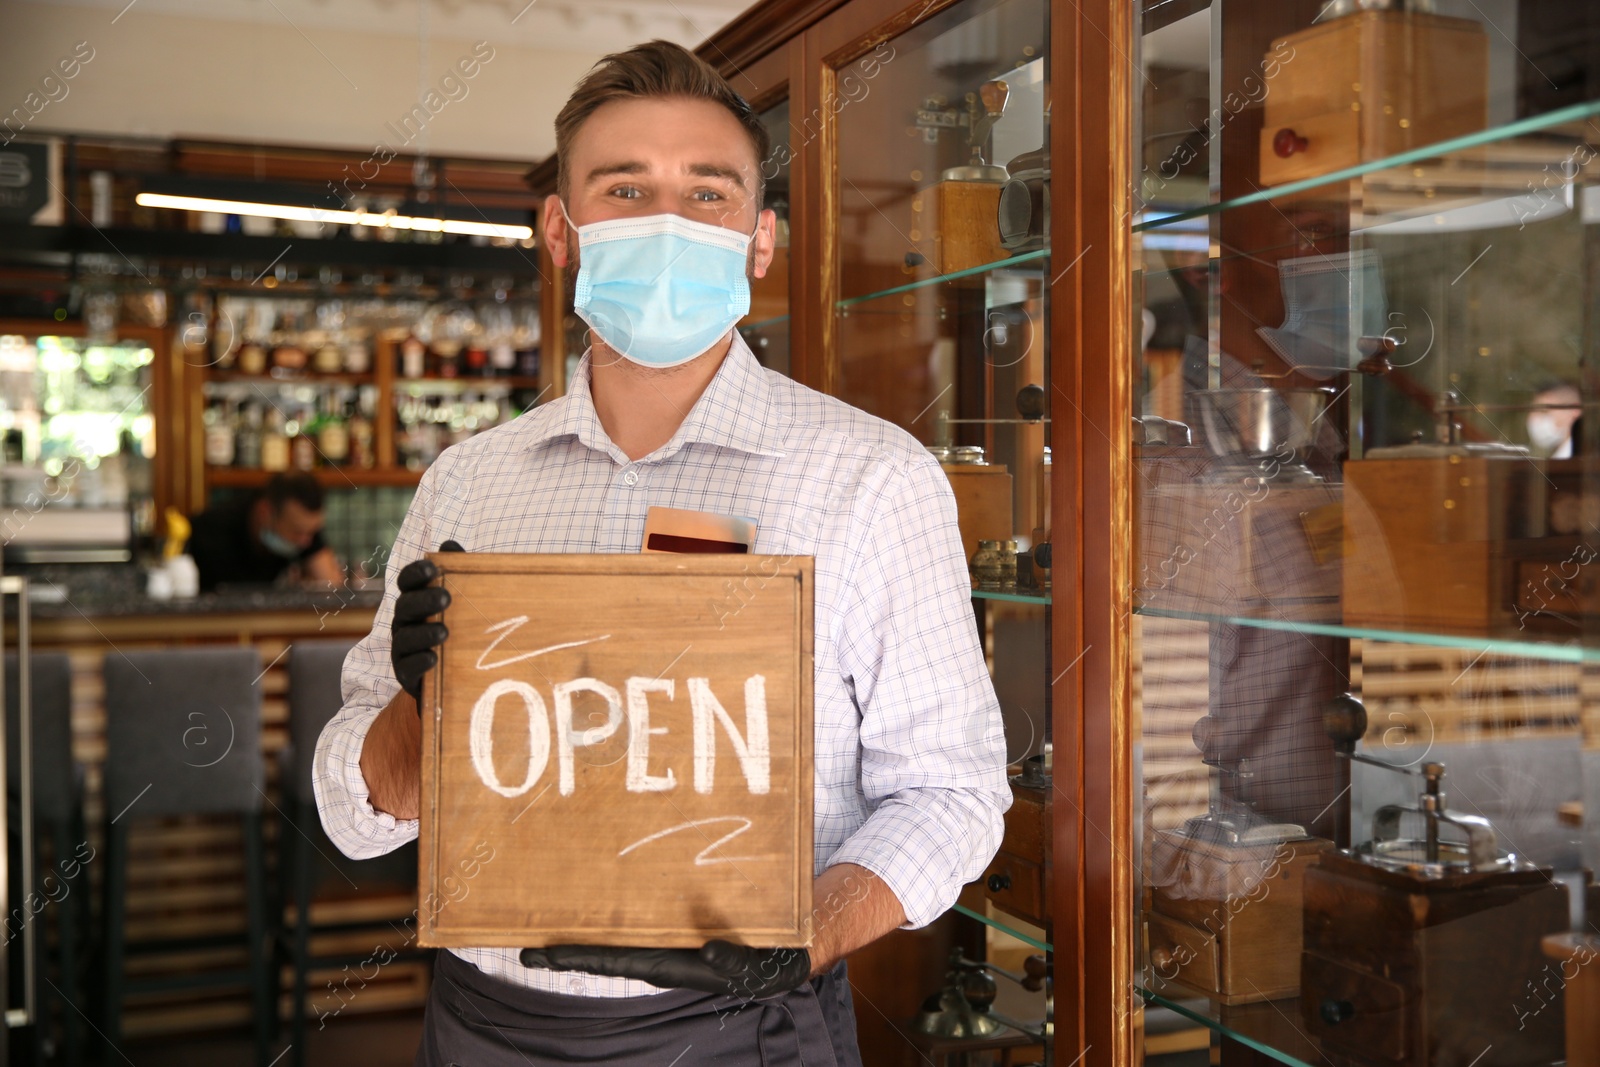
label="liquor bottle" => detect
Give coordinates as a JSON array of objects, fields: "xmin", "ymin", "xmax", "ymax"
[
  {"xmin": 271, "ymin": 330, "xmax": 308, "ymax": 374},
  {"xmin": 490, "ymin": 340, "xmax": 516, "ymax": 378},
  {"xmin": 317, "ymin": 391, "xmax": 350, "ymax": 466},
  {"xmin": 260, "ymin": 405, "xmax": 290, "ymax": 471},
  {"xmin": 464, "ymin": 344, "xmax": 489, "ymax": 378},
  {"xmin": 291, "ymin": 420, "xmax": 316, "ymax": 471},
  {"xmin": 400, "ymin": 335, "xmax": 427, "ymax": 379},
  {"xmin": 314, "ymin": 338, "xmax": 344, "ymax": 375},
  {"xmin": 435, "ymin": 340, "xmax": 461, "ymax": 380},
  {"xmin": 348, "ymin": 391, "xmax": 375, "ymax": 469},
  {"xmin": 235, "ymin": 402, "xmax": 263, "ymax": 468},
  {"xmin": 343, "ymin": 335, "xmax": 371, "ymax": 375},
  {"xmin": 237, "ymin": 339, "xmax": 268, "ymax": 376},
  {"xmin": 203, "ymin": 399, "xmax": 236, "ymax": 466}
]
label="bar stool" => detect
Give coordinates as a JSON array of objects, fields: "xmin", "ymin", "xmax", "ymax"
[
  {"xmin": 5, "ymin": 652, "xmax": 85, "ymax": 1064},
  {"xmin": 278, "ymin": 640, "xmax": 422, "ymax": 1065},
  {"xmin": 102, "ymin": 647, "xmax": 269, "ymax": 1066}
]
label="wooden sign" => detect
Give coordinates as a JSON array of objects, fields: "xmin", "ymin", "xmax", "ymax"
[{"xmin": 418, "ymin": 553, "xmax": 813, "ymax": 949}]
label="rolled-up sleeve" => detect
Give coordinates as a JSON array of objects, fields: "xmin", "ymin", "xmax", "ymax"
[
  {"xmin": 827, "ymin": 457, "xmax": 1011, "ymax": 928},
  {"xmin": 313, "ymin": 468, "xmax": 438, "ymax": 859}
]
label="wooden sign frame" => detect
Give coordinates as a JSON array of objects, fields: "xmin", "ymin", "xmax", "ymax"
[{"xmin": 418, "ymin": 553, "xmax": 813, "ymax": 949}]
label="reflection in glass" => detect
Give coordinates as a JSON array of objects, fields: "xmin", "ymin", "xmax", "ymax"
[{"xmin": 741, "ymin": 98, "xmax": 794, "ymax": 376}]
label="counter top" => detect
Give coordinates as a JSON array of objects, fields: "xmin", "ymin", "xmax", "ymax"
[{"xmin": 7, "ymin": 564, "xmax": 383, "ymax": 619}]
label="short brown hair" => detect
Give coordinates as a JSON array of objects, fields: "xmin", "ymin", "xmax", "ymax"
[{"xmin": 554, "ymin": 40, "xmax": 769, "ymax": 206}]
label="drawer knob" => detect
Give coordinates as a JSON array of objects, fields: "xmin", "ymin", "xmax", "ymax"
[
  {"xmin": 1273, "ymin": 128, "xmax": 1310, "ymax": 158},
  {"xmin": 1149, "ymin": 946, "xmax": 1175, "ymax": 971},
  {"xmin": 987, "ymin": 872, "xmax": 1013, "ymax": 892},
  {"xmin": 1320, "ymin": 999, "xmax": 1356, "ymax": 1025}
]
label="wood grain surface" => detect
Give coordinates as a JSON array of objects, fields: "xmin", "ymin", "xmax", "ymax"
[{"xmin": 418, "ymin": 553, "xmax": 813, "ymax": 949}]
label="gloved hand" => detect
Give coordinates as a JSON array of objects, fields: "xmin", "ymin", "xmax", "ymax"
[
  {"xmin": 519, "ymin": 941, "xmax": 812, "ymax": 999},
  {"xmin": 390, "ymin": 539, "xmax": 464, "ymax": 704}
]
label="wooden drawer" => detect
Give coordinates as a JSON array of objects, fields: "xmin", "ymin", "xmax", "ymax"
[
  {"xmin": 1146, "ymin": 912, "xmax": 1221, "ymax": 996},
  {"xmin": 1258, "ymin": 110, "xmax": 1363, "ymax": 186},
  {"xmin": 983, "ymin": 851, "xmax": 1046, "ymax": 927},
  {"xmin": 1001, "ymin": 782, "xmax": 1049, "ymax": 866}
]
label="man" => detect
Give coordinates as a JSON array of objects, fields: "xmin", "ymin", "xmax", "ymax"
[
  {"xmin": 314, "ymin": 40, "xmax": 1009, "ymax": 1066},
  {"xmin": 186, "ymin": 471, "xmax": 342, "ymax": 591}
]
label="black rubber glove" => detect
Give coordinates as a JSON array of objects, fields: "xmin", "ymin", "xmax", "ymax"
[
  {"xmin": 390, "ymin": 539, "xmax": 464, "ymax": 703},
  {"xmin": 519, "ymin": 941, "xmax": 812, "ymax": 999}
]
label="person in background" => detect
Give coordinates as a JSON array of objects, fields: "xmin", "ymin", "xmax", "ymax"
[
  {"xmin": 1528, "ymin": 381, "xmax": 1582, "ymax": 458},
  {"xmin": 186, "ymin": 471, "xmax": 343, "ymax": 591}
]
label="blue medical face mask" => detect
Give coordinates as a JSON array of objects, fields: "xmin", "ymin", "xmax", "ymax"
[
  {"xmin": 259, "ymin": 525, "xmax": 300, "ymax": 558},
  {"xmin": 567, "ymin": 209, "xmax": 755, "ymax": 368}
]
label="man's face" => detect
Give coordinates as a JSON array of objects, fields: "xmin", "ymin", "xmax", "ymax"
[
  {"xmin": 543, "ymin": 96, "xmax": 776, "ymax": 280},
  {"xmin": 267, "ymin": 499, "xmax": 324, "ymax": 552}
]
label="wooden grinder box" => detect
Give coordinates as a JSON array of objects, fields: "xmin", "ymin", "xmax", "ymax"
[
  {"xmin": 1259, "ymin": 11, "xmax": 1488, "ymax": 186},
  {"xmin": 1147, "ymin": 832, "xmax": 1331, "ymax": 1004},
  {"xmin": 418, "ymin": 553, "xmax": 814, "ymax": 948}
]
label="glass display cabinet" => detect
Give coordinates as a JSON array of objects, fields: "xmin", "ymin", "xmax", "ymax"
[
  {"xmin": 695, "ymin": 0, "xmax": 1074, "ymax": 1059},
  {"xmin": 1127, "ymin": 2, "xmax": 1600, "ymax": 1066}
]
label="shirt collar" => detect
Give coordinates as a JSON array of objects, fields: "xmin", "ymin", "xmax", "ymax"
[{"xmin": 520, "ymin": 331, "xmax": 787, "ymax": 461}]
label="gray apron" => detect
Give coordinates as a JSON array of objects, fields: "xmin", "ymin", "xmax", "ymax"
[{"xmin": 416, "ymin": 949, "xmax": 864, "ymax": 1066}]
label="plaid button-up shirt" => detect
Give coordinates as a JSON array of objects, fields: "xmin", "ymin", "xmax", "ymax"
[{"xmin": 314, "ymin": 333, "xmax": 1010, "ymax": 996}]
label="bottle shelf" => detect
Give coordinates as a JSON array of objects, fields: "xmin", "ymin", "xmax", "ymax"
[
  {"xmin": 393, "ymin": 376, "xmax": 545, "ymax": 392},
  {"xmin": 205, "ymin": 466, "xmax": 422, "ymax": 489},
  {"xmin": 204, "ymin": 373, "xmax": 375, "ymax": 387},
  {"xmin": 1132, "ymin": 604, "xmax": 1600, "ymax": 664},
  {"xmin": 837, "ymin": 248, "xmax": 1050, "ymax": 310}
]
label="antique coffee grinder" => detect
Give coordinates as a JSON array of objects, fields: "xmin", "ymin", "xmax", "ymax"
[
  {"xmin": 1299, "ymin": 696, "xmax": 1568, "ymax": 1067},
  {"xmin": 1146, "ymin": 715, "xmax": 1332, "ymax": 1003}
]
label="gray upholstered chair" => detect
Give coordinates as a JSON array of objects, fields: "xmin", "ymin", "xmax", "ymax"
[
  {"xmin": 5, "ymin": 652, "xmax": 84, "ymax": 1064},
  {"xmin": 102, "ymin": 647, "xmax": 268, "ymax": 1066},
  {"xmin": 279, "ymin": 640, "xmax": 420, "ymax": 1065}
]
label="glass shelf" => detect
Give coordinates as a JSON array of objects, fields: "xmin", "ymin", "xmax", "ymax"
[
  {"xmin": 1133, "ymin": 604, "xmax": 1600, "ymax": 664},
  {"xmin": 973, "ymin": 588, "xmax": 1051, "ymax": 605},
  {"xmin": 1138, "ymin": 988, "xmax": 1316, "ymax": 1067},
  {"xmin": 952, "ymin": 903, "xmax": 1052, "ymax": 953},
  {"xmin": 1133, "ymin": 98, "xmax": 1600, "ymax": 231},
  {"xmin": 837, "ymin": 248, "xmax": 1050, "ymax": 310}
]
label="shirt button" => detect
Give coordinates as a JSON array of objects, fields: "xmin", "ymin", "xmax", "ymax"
[
  {"xmin": 568, "ymin": 976, "xmax": 586, "ymax": 995},
  {"xmin": 622, "ymin": 469, "xmax": 639, "ymax": 487}
]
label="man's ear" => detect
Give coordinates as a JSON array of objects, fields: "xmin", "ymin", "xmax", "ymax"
[
  {"xmin": 751, "ymin": 208, "xmax": 778, "ymax": 280},
  {"xmin": 543, "ymin": 194, "xmax": 571, "ymax": 268}
]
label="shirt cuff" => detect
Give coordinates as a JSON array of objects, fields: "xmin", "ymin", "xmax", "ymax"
[
  {"xmin": 340, "ymin": 743, "xmax": 419, "ymax": 835},
  {"xmin": 825, "ymin": 794, "xmax": 967, "ymax": 929}
]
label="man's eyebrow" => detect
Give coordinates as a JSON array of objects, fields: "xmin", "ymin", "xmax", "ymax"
[
  {"xmin": 583, "ymin": 161, "xmax": 649, "ymax": 185},
  {"xmin": 687, "ymin": 162, "xmax": 748, "ymax": 189},
  {"xmin": 583, "ymin": 160, "xmax": 750, "ymax": 190}
]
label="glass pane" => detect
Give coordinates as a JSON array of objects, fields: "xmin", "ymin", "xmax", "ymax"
[
  {"xmin": 740, "ymin": 98, "xmax": 793, "ymax": 376},
  {"xmin": 1130, "ymin": 4, "xmax": 1600, "ymax": 1065},
  {"xmin": 834, "ymin": 0, "xmax": 1049, "ymax": 441},
  {"xmin": 0, "ymin": 333, "xmax": 156, "ymax": 525},
  {"xmin": 833, "ymin": 0, "xmax": 1053, "ymax": 955}
]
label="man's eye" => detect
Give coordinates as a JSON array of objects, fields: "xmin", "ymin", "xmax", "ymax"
[
  {"xmin": 691, "ymin": 189, "xmax": 724, "ymax": 202},
  {"xmin": 610, "ymin": 186, "xmax": 642, "ymax": 199}
]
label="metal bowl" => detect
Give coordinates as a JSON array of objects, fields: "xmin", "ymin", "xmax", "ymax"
[
  {"xmin": 1318, "ymin": 0, "xmax": 1434, "ymax": 18},
  {"xmin": 1193, "ymin": 388, "xmax": 1334, "ymax": 460}
]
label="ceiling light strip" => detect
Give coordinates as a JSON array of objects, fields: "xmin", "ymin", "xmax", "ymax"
[{"xmin": 133, "ymin": 192, "xmax": 533, "ymax": 240}]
